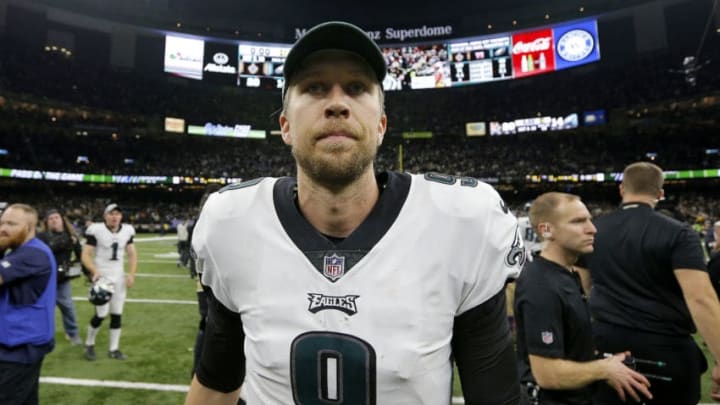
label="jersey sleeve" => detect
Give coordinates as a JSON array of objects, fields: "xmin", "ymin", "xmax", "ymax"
[
  {"xmin": 126, "ymin": 225, "xmax": 136, "ymax": 244},
  {"xmin": 84, "ymin": 224, "xmax": 98, "ymax": 246},
  {"xmin": 456, "ymin": 185, "xmax": 526, "ymax": 315},
  {"xmin": 193, "ymin": 192, "xmax": 238, "ymax": 312},
  {"xmin": 196, "ymin": 288, "xmax": 246, "ymax": 392},
  {"xmin": 452, "ymin": 288, "xmax": 520, "ymax": 404},
  {"xmin": 516, "ymin": 281, "xmax": 566, "ymax": 358}
]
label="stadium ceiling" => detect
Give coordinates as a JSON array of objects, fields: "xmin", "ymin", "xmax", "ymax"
[{"xmin": 27, "ymin": 0, "xmax": 661, "ymax": 39}]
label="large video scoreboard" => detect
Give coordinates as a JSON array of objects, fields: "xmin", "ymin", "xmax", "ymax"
[
  {"xmin": 237, "ymin": 44, "xmax": 289, "ymax": 89},
  {"xmin": 164, "ymin": 18, "xmax": 600, "ymax": 91}
]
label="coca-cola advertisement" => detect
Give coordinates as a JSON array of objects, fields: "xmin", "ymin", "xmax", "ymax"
[{"xmin": 511, "ymin": 29, "xmax": 555, "ymax": 78}]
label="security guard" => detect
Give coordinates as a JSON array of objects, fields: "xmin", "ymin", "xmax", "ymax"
[
  {"xmin": 515, "ymin": 192, "xmax": 651, "ymax": 405},
  {"xmin": 581, "ymin": 162, "xmax": 720, "ymax": 404}
]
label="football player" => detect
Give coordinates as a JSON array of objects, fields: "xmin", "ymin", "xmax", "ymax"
[
  {"xmin": 186, "ymin": 21, "xmax": 525, "ymax": 405},
  {"xmin": 81, "ymin": 203, "xmax": 137, "ymax": 361}
]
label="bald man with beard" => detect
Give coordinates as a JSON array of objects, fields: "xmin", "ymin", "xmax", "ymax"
[{"xmin": 0, "ymin": 204, "xmax": 56, "ymax": 405}]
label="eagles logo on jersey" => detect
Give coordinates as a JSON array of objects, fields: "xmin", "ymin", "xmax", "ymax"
[{"xmin": 307, "ymin": 293, "xmax": 359, "ymax": 315}]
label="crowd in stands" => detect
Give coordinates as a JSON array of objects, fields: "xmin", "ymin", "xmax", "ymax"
[{"xmin": 1, "ymin": 109, "xmax": 718, "ymax": 181}]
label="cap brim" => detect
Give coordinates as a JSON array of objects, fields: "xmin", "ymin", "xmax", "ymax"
[{"xmin": 283, "ymin": 21, "xmax": 386, "ymax": 97}]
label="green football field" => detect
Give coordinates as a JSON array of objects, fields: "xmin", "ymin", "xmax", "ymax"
[{"xmin": 39, "ymin": 236, "xmax": 717, "ymax": 404}]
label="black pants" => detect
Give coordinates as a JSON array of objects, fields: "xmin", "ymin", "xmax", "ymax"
[
  {"xmin": 0, "ymin": 359, "xmax": 43, "ymax": 405},
  {"xmin": 592, "ymin": 322, "xmax": 707, "ymax": 405},
  {"xmin": 191, "ymin": 289, "xmax": 209, "ymax": 377},
  {"xmin": 178, "ymin": 241, "xmax": 190, "ymax": 266}
]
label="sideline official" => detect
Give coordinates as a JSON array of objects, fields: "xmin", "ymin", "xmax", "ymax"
[
  {"xmin": 581, "ymin": 162, "xmax": 720, "ymax": 404},
  {"xmin": 515, "ymin": 192, "xmax": 651, "ymax": 405},
  {"xmin": 0, "ymin": 204, "xmax": 57, "ymax": 405}
]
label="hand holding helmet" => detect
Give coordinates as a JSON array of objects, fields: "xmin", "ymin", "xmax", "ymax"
[{"xmin": 88, "ymin": 277, "xmax": 115, "ymax": 305}]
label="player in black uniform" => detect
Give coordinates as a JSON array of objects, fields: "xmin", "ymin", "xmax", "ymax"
[
  {"xmin": 515, "ymin": 192, "xmax": 651, "ymax": 405},
  {"xmin": 581, "ymin": 162, "xmax": 720, "ymax": 404}
]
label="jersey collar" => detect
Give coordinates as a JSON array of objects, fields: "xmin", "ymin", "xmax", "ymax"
[
  {"xmin": 104, "ymin": 223, "xmax": 123, "ymax": 233},
  {"xmin": 620, "ymin": 202, "xmax": 653, "ymax": 210},
  {"xmin": 273, "ymin": 171, "xmax": 411, "ymax": 282}
]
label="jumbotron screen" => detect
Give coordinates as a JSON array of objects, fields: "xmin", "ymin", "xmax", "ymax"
[{"xmin": 163, "ymin": 18, "xmax": 600, "ymax": 91}]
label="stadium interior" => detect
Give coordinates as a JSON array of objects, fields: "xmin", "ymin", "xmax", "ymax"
[{"xmin": 0, "ymin": 0, "xmax": 719, "ymax": 401}]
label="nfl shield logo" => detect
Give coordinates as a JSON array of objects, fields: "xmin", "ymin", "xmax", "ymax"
[
  {"xmin": 541, "ymin": 331, "xmax": 554, "ymax": 345},
  {"xmin": 323, "ymin": 254, "xmax": 345, "ymax": 281}
]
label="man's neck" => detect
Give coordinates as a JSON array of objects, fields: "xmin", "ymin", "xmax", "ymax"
[
  {"xmin": 621, "ymin": 193, "xmax": 657, "ymax": 208},
  {"xmin": 296, "ymin": 169, "xmax": 380, "ymax": 238},
  {"xmin": 540, "ymin": 244, "xmax": 578, "ymax": 271}
]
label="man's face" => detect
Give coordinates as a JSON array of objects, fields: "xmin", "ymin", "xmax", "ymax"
[
  {"xmin": 104, "ymin": 210, "xmax": 122, "ymax": 228},
  {"xmin": 0, "ymin": 207, "xmax": 32, "ymax": 251},
  {"xmin": 548, "ymin": 199, "xmax": 597, "ymax": 255},
  {"xmin": 47, "ymin": 213, "xmax": 64, "ymax": 232},
  {"xmin": 279, "ymin": 50, "xmax": 387, "ymax": 187}
]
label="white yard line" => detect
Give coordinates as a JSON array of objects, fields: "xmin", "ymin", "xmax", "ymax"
[
  {"xmin": 134, "ymin": 273, "xmax": 188, "ymax": 278},
  {"xmin": 138, "ymin": 260, "xmax": 178, "ymax": 264},
  {"xmin": 40, "ymin": 377, "xmax": 189, "ymax": 392},
  {"xmin": 134, "ymin": 236, "xmax": 178, "ymax": 243}
]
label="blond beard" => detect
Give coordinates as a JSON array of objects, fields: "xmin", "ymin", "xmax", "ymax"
[{"xmin": 292, "ymin": 143, "xmax": 376, "ymax": 189}]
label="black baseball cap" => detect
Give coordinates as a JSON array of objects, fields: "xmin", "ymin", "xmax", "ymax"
[
  {"xmin": 45, "ymin": 208, "xmax": 61, "ymax": 218},
  {"xmin": 104, "ymin": 203, "xmax": 122, "ymax": 215},
  {"xmin": 282, "ymin": 21, "xmax": 387, "ymax": 101}
]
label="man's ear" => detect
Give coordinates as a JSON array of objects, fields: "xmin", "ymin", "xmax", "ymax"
[
  {"xmin": 539, "ymin": 223, "xmax": 553, "ymax": 240},
  {"xmin": 377, "ymin": 113, "xmax": 387, "ymax": 145},
  {"xmin": 279, "ymin": 113, "xmax": 292, "ymax": 145}
]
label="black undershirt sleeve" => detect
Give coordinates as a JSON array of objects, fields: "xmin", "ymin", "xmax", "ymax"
[
  {"xmin": 452, "ymin": 288, "xmax": 521, "ymax": 405},
  {"xmin": 85, "ymin": 235, "xmax": 97, "ymax": 246},
  {"xmin": 195, "ymin": 288, "xmax": 246, "ymax": 393}
]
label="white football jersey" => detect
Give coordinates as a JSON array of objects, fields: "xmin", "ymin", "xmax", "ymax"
[
  {"xmin": 85, "ymin": 223, "xmax": 135, "ymax": 278},
  {"xmin": 517, "ymin": 216, "xmax": 543, "ymax": 261},
  {"xmin": 194, "ymin": 172, "xmax": 525, "ymax": 404}
]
